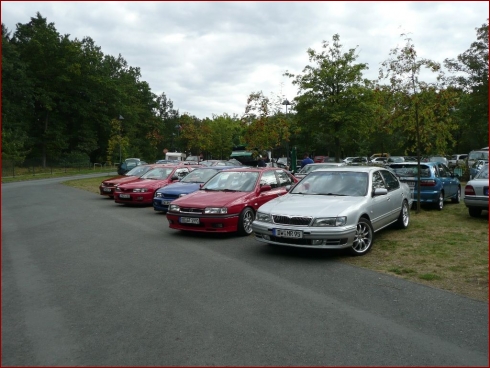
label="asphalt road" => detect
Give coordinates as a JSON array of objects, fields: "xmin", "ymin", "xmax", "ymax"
[{"xmin": 2, "ymin": 174, "xmax": 488, "ymax": 366}]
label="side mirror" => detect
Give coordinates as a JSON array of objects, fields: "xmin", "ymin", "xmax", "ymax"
[
  {"xmin": 373, "ymin": 188, "xmax": 388, "ymax": 196},
  {"xmin": 260, "ymin": 185, "xmax": 272, "ymax": 192},
  {"xmin": 171, "ymin": 175, "xmax": 179, "ymax": 181}
]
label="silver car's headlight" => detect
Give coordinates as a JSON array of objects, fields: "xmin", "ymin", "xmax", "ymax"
[
  {"xmin": 179, "ymin": 193, "xmax": 187, "ymax": 197},
  {"xmin": 133, "ymin": 188, "xmax": 148, "ymax": 193},
  {"xmin": 204, "ymin": 207, "xmax": 227, "ymax": 214},
  {"xmin": 256, "ymin": 211, "xmax": 272, "ymax": 222},
  {"xmin": 312, "ymin": 217, "xmax": 347, "ymax": 227},
  {"xmin": 155, "ymin": 192, "xmax": 163, "ymax": 198}
]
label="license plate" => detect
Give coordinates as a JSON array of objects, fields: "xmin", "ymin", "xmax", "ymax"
[
  {"xmin": 163, "ymin": 200, "xmax": 171, "ymax": 205},
  {"xmin": 274, "ymin": 229, "xmax": 303, "ymax": 238},
  {"xmin": 119, "ymin": 194, "xmax": 131, "ymax": 199},
  {"xmin": 485, "ymin": 187, "xmax": 488, "ymax": 196},
  {"xmin": 180, "ymin": 217, "xmax": 199, "ymax": 224},
  {"xmin": 103, "ymin": 188, "xmax": 112, "ymax": 192}
]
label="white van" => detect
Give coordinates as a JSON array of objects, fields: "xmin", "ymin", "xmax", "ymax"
[{"xmin": 165, "ymin": 152, "xmax": 186, "ymax": 161}]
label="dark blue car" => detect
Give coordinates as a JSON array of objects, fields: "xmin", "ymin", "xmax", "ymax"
[
  {"xmin": 153, "ymin": 166, "xmax": 237, "ymax": 212},
  {"xmin": 386, "ymin": 161, "xmax": 461, "ymax": 210}
]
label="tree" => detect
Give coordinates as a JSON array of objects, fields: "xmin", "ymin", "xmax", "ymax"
[
  {"xmin": 285, "ymin": 34, "xmax": 372, "ymax": 161},
  {"xmin": 379, "ymin": 34, "xmax": 459, "ymax": 211}
]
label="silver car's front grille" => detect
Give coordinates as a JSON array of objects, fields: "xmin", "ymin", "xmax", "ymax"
[{"xmin": 272, "ymin": 215, "xmax": 312, "ymax": 226}]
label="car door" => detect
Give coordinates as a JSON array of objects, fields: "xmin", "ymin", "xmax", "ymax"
[
  {"xmin": 368, "ymin": 171, "xmax": 393, "ymax": 230},
  {"xmin": 380, "ymin": 169, "xmax": 403, "ymax": 222},
  {"xmin": 437, "ymin": 163, "xmax": 456, "ymax": 199},
  {"xmin": 256, "ymin": 170, "xmax": 283, "ymax": 207}
]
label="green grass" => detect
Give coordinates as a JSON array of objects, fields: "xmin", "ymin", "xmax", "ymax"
[{"xmin": 2, "ymin": 167, "xmax": 116, "ymax": 183}]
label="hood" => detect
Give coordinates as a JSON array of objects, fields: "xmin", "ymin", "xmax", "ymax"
[
  {"xmin": 258, "ymin": 193, "xmax": 364, "ymax": 217},
  {"xmin": 157, "ymin": 182, "xmax": 201, "ymax": 195},
  {"xmin": 119, "ymin": 178, "xmax": 171, "ymax": 190},
  {"xmin": 105, "ymin": 176, "xmax": 140, "ymax": 185},
  {"xmin": 172, "ymin": 189, "xmax": 251, "ymax": 208}
]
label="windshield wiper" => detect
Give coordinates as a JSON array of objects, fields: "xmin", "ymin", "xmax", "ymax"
[
  {"xmin": 222, "ymin": 189, "xmax": 238, "ymax": 192},
  {"xmin": 321, "ymin": 193, "xmax": 347, "ymax": 196}
]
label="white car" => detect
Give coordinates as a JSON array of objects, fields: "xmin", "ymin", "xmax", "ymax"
[
  {"xmin": 294, "ymin": 162, "xmax": 346, "ymax": 179},
  {"xmin": 252, "ymin": 166, "xmax": 413, "ymax": 256},
  {"xmin": 464, "ymin": 164, "xmax": 489, "ymax": 217}
]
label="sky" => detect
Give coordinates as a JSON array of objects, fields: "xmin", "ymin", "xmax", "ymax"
[{"xmin": 1, "ymin": 1, "xmax": 488, "ymax": 120}]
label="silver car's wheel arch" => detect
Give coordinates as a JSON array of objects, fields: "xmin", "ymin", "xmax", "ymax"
[{"xmin": 349, "ymin": 217, "xmax": 374, "ymax": 256}]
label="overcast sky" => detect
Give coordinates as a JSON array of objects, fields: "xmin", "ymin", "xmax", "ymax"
[{"xmin": 2, "ymin": 1, "xmax": 488, "ymax": 119}]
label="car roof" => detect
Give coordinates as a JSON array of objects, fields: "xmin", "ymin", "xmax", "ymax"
[{"xmin": 311, "ymin": 166, "xmax": 384, "ymax": 173}]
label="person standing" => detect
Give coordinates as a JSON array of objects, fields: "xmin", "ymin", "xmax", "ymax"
[
  {"xmin": 257, "ymin": 156, "xmax": 267, "ymax": 167},
  {"xmin": 301, "ymin": 153, "xmax": 314, "ymax": 168}
]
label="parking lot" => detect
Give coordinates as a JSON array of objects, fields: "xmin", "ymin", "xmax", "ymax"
[{"xmin": 2, "ymin": 176, "xmax": 488, "ymax": 366}]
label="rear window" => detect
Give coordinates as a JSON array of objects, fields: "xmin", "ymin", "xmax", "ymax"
[{"xmin": 389, "ymin": 164, "xmax": 431, "ymax": 177}]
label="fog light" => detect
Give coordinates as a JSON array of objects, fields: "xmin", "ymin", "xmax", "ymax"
[
  {"xmin": 137, "ymin": 196, "xmax": 143, "ymax": 200},
  {"xmin": 263, "ymin": 235, "xmax": 271, "ymax": 241},
  {"xmin": 312, "ymin": 239, "xmax": 326, "ymax": 245},
  {"xmin": 213, "ymin": 223, "xmax": 224, "ymax": 228}
]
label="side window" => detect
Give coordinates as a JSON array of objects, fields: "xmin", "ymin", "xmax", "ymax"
[
  {"xmin": 380, "ymin": 170, "xmax": 400, "ymax": 191},
  {"xmin": 437, "ymin": 164, "xmax": 448, "ymax": 177},
  {"xmin": 260, "ymin": 170, "xmax": 279, "ymax": 188},
  {"xmin": 372, "ymin": 171, "xmax": 386, "ymax": 190},
  {"xmin": 275, "ymin": 170, "xmax": 292, "ymax": 187}
]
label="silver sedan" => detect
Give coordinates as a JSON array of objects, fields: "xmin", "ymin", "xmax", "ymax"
[
  {"xmin": 464, "ymin": 164, "xmax": 489, "ymax": 217},
  {"xmin": 252, "ymin": 166, "xmax": 413, "ymax": 256}
]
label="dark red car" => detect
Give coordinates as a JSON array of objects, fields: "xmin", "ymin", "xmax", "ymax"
[
  {"xmin": 99, "ymin": 164, "xmax": 162, "ymax": 198},
  {"xmin": 166, "ymin": 167, "xmax": 298, "ymax": 235},
  {"xmin": 114, "ymin": 164, "xmax": 197, "ymax": 205}
]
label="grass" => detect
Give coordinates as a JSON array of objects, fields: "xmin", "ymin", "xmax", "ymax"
[
  {"xmin": 2, "ymin": 166, "xmax": 116, "ymax": 183},
  {"xmin": 27, "ymin": 175, "xmax": 490, "ymax": 302}
]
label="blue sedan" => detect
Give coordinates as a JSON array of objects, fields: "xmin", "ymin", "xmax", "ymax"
[
  {"xmin": 153, "ymin": 166, "xmax": 237, "ymax": 213},
  {"xmin": 386, "ymin": 161, "xmax": 461, "ymax": 210}
]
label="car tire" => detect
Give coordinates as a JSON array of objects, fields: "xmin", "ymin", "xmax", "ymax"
[
  {"xmin": 469, "ymin": 207, "xmax": 482, "ymax": 217},
  {"xmin": 451, "ymin": 187, "xmax": 461, "ymax": 203},
  {"xmin": 396, "ymin": 200, "xmax": 410, "ymax": 229},
  {"xmin": 434, "ymin": 192, "xmax": 444, "ymax": 211},
  {"xmin": 349, "ymin": 218, "xmax": 374, "ymax": 256},
  {"xmin": 237, "ymin": 207, "xmax": 255, "ymax": 236}
]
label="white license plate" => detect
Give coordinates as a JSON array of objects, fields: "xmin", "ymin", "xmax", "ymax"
[
  {"xmin": 274, "ymin": 229, "xmax": 303, "ymax": 238},
  {"xmin": 103, "ymin": 188, "xmax": 112, "ymax": 192},
  {"xmin": 119, "ymin": 194, "xmax": 131, "ymax": 199},
  {"xmin": 180, "ymin": 217, "xmax": 199, "ymax": 224},
  {"xmin": 163, "ymin": 200, "xmax": 171, "ymax": 205}
]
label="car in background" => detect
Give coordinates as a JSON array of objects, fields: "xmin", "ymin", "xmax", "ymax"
[
  {"xmin": 114, "ymin": 164, "xmax": 197, "ymax": 205},
  {"xmin": 275, "ymin": 157, "xmax": 290, "ymax": 169},
  {"xmin": 166, "ymin": 167, "xmax": 298, "ymax": 236},
  {"xmin": 348, "ymin": 157, "xmax": 369, "ymax": 166},
  {"xmin": 386, "ymin": 161, "xmax": 460, "ymax": 210},
  {"xmin": 429, "ymin": 156, "xmax": 449, "ymax": 166},
  {"xmin": 99, "ymin": 164, "xmax": 160, "ymax": 198},
  {"xmin": 464, "ymin": 164, "xmax": 489, "ymax": 217},
  {"xmin": 117, "ymin": 158, "xmax": 147, "ymax": 175},
  {"xmin": 200, "ymin": 159, "xmax": 242, "ymax": 167},
  {"xmin": 370, "ymin": 157, "xmax": 387, "ymax": 164},
  {"xmin": 469, "ymin": 159, "xmax": 488, "ymax": 180},
  {"xmin": 153, "ymin": 166, "xmax": 236, "ymax": 213},
  {"xmin": 448, "ymin": 154, "xmax": 468, "ymax": 168},
  {"xmin": 467, "ymin": 149, "xmax": 489, "ymax": 167},
  {"xmin": 343, "ymin": 157, "xmax": 357, "ymax": 164},
  {"xmin": 184, "ymin": 155, "xmax": 201, "ymax": 164},
  {"xmin": 314, "ymin": 155, "xmax": 331, "ymax": 163},
  {"xmin": 294, "ymin": 162, "xmax": 346, "ymax": 179},
  {"xmin": 251, "ymin": 166, "xmax": 412, "ymax": 256},
  {"xmin": 155, "ymin": 159, "xmax": 180, "ymax": 164},
  {"xmin": 386, "ymin": 156, "xmax": 405, "ymax": 164}
]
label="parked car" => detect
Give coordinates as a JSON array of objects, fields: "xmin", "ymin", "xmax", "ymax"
[
  {"xmin": 155, "ymin": 159, "xmax": 180, "ymax": 164},
  {"xmin": 448, "ymin": 154, "xmax": 468, "ymax": 168},
  {"xmin": 117, "ymin": 158, "xmax": 147, "ymax": 175},
  {"xmin": 469, "ymin": 160, "xmax": 488, "ymax": 180},
  {"xmin": 275, "ymin": 157, "xmax": 290, "ymax": 169},
  {"xmin": 348, "ymin": 157, "xmax": 369, "ymax": 166},
  {"xmin": 386, "ymin": 156, "xmax": 405, "ymax": 164},
  {"xmin": 114, "ymin": 164, "xmax": 197, "ymax": 205},
  {"xmin": 343, "ymin": 157, "xmax": 357, "ymax": 164},
  {"xmin": 251, "ymin": 166, "xmax": 412, "ymax": 256},
  {"xmin": 467, "ymin": 149, "xmax": 489, "ymax": 167},
  {"xmin": 370, "ymin": 157, "xmax": 387, "ymax": 164},
  {"xmin": 166, "ymin": 167, "xmax": 298, "ymax": 235},
  {"xmin": 99, "ymin": 164, "xmax": 160, "ymax": 198},
  {"xmin": 294, "ymin": 162, "xmax": 346, "ymax": 179},
  {"xmin": 464, "ymin": 164, "xmax": 489, "ymax": 217},
  {"xmin": 314, "ymin": 155, "xmax": 330, "ymax": 163},
  {"xmin": 153, "ymin": 166, "xmax": 236, "ymax": 213},
  {"xmin": 200, "ymin": 159, "xmax": 242, "ymax": 167},
  {"xmin": 386, "ymin": 161, "xmax": 461, "ymax": 210},
  {"xmin": 429, "ymin": 156, "xmax": 449, "ymax": 166}
]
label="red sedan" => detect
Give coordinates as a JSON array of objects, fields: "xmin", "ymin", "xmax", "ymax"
[
  {"xmin": 166, "ymin": 167, "xmax": 298, "ymax": 235},
  {"xmin": 99, "ymin": 163, "xmax": 163, "ymax": 198},
  {"xmin": 114, "ymin": 164, "xmax": 197, "ymax": 205}
]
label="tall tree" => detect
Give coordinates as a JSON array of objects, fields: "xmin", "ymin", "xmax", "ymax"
[{"xmin": 285, "ymin": 34, "xmax": 371, "ymax": 161}]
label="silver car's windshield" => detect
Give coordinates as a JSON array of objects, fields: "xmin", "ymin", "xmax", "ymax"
[
  {"xmin": 181, "ymin": 169, "xmax": 219, "ymax": 183},
  {"xmin": 202, "ymin": 171, "xmax": 259, "ymax": 192},
  {"xmin": 291, "ymin": 171, "xmax": 368, "ymax": 196}
]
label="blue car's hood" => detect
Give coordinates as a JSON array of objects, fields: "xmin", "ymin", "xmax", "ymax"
[{"xmin": 156, "ymin": 181, "xmax": 201, "ymax": 195}]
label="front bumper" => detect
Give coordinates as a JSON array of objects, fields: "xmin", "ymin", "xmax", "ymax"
[
  {"xmin": 251, "ymin": 221, "xmax": 357, "ymax": 249},
  {"xmin": 166, "ymin": 213, "xmax": 239, "ymax": 233},
  {"xmin": 114, "ymin": 192, "xmax": 153, "ymax": 204},
  {"xmin": 99, "ymin": 186, "xmax": 115, "ymax": 196}
]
